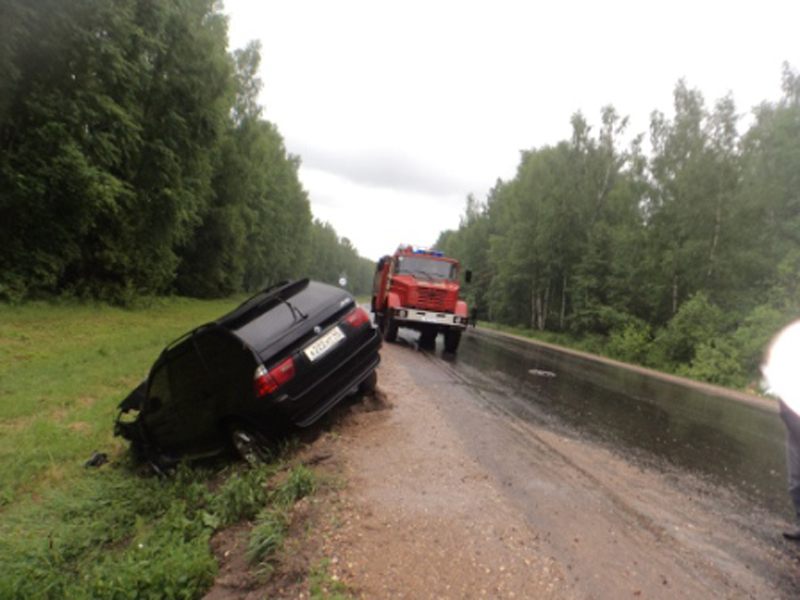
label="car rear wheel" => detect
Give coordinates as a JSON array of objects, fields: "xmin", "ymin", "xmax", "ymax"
[
  {"xmin": 359, "ymin": 370, "xmax": 378, "ymax": 395},
  {"xmin": 228, "ymin": 424, "xmax": 272, "ymax": 465}
]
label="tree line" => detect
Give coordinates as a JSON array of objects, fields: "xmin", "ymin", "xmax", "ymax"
[
  {"xmin": 436, "ymin": 66, "xmax": 800, "ymax": 389},
  {"xmin": 0, "ymin": 0, "xmax": 374, "ymax": 303}
]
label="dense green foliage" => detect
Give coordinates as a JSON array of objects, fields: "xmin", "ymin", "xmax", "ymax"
[
  {"xmin": 437, "ymin": 65, "xmax": 800, "ymax": 389},
  {"xmin": 0, "ymin": 0, "xmax": 373, "ymax": 302}
]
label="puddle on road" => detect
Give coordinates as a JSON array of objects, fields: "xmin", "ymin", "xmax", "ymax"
[{"xmin": 528, "ymin": 368, "xmax": 556, "ymax": 378}]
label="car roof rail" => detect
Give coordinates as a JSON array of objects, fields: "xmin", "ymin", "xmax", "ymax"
[{"xmin": 161, "ymin": 323, "xmax": 217, "ymax": 355}]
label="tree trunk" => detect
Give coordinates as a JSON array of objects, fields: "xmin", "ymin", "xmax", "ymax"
[
  {"xmin": 708, "ymin": 201, "xmax": 722, "ymax": 280},
  {"xmin": 672, "ymin": 274, "xmax": 679, "ymax": 316},
  {"xmin": 542, "ymin": 283, "xmax": 550, "ymax": 330},
  {"xmin": 532, "ymin": 287, "xmax": 547, "ymax": 331}
]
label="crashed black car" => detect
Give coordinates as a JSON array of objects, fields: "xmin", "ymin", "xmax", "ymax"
[{"xmin": 115, "ymin": 279, "xmax": 381, "ymax": 465}]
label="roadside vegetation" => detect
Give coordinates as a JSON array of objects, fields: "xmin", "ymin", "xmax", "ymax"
[
  {"xmin": 439, "ymin": 65, "xmax": 800, "ymax": 391},
  {"xmin": 0, "ymin": 300, "xmax": 328, "ymax": 598},
  {"xmin": 0, "ymin": 0, "xmax": 374, "ymax": 303}
]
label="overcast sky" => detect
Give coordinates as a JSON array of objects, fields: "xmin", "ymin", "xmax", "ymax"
[{"xmin": 223, "ymin": 0, "xmax": 798, "ymax": 261}]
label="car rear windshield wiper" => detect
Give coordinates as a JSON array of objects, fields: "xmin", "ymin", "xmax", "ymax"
[
  {"xmin": 279, "ymin": 297, "xmax": 307, "ymax": 322},
  {"xmin": 217, "ymin": 280, "xmax": 310, "ymax": 329}
]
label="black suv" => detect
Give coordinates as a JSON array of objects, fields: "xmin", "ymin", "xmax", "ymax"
[{"xmin": 115, "ymin": 279, "xmax": 381, "ymax": 465}]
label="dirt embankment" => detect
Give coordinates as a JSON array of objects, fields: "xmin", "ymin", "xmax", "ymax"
[{"xmin": 207, "ymin": 344, "xmax": 570, "ymax": 598}]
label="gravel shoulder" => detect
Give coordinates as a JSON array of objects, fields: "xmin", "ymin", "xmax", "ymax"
[{"xmin": 313, "ymin": 345, "xmax": 571, "ymax": 599}]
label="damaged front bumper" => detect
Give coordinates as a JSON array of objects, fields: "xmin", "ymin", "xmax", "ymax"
[{"xmin": 114, "ymin": 380, "xmax": 146, "ymax": 441}]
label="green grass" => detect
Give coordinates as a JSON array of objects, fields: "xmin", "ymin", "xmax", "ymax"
[
  {"xmin": 0, "ymin": 460, "xmax": 318, "ymax": 599},
  {"xmin": 247, "ymin": 510, "xmax": 289, "ymax": 568},
  {"xmin": 478, "ymin": 321, "xmax": 590, "ymax": 351},
  {"xmin": 0, "ymin": 298, "xmax": 239, "ymax": 503},
  {"xmin": 246, "ymin": 465, "xmax": 317, "ymax": 568},
  {"xmin": 309, "ymin": 558, "xmax": 353, "ymax": 599},
  {"xmin": 1, "ymin": 464, "xmax": 219, "ymax": 599},
  {"xmin": 0, "ymin": 299, "xmax": 323, "ymax": 598}
]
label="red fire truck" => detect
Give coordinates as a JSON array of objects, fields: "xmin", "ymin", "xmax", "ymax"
[{"xmin": 372, "ymin": 245, "xmax": 471, "ymax": 352}]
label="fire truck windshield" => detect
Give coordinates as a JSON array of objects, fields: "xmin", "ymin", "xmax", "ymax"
[{"xmin": 395, "ymin": 256, "xmax": 457, "ymax": 281}]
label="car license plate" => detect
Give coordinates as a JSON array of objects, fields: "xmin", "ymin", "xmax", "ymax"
[{"xmin": 304, "ymin": 326, "xmax": 345, "ymax": 362}]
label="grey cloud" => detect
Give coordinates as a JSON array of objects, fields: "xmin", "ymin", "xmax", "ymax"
[{"xmin": 293, "ymin": 143, "xmax": 474, "ymax": 196}]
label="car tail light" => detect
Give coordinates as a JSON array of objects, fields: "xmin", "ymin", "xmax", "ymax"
[
  {"xmin": 254, "ymin": 358, "xmax": 296, "ymax": 397},
  {"xmin": 345, "ymin": 306, "xmax": 370, "ymax": 328}
]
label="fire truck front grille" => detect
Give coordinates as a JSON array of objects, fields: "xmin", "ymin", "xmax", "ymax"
[{"xmin": 413, "ymin": 287, "xmax": 453, "ymax": 311}]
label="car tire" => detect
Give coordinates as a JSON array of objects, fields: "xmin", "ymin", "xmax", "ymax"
[
  {"xmin": 359, "ymin": 370, "xmax": 378, "ymax": 395},
  {"xmin": 228, "ymin": 424, "xmax": 272, "ymax": 465},
  {"xmin": 444, "ymin": 329, "xmax": 461, "ymax": 353}
]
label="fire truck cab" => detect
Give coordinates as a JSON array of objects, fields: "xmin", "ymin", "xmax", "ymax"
[{"xmin": 372, "ymin": 245, "xmax": 470, "ymax": 353}]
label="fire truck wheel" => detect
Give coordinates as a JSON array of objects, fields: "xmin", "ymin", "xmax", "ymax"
[
  {"xmin": 444, "ymin": 329, "xmax": 461, "ymax": 353},
  {"xmin": 384, "ymin": 312, "xmax": 398, "ymax": 343},
  {"xmin": 419, "ymin": 328, "xmax": 437, "ymax": 348}
]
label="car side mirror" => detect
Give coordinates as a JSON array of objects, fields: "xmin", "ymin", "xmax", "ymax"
[
  {"xmin": 147, "ymin": 397, "xmax": 163, "ymax": 413},
  {"xmin": 465, "ymin": 270, "xmax": 473, "ymax": 284}
]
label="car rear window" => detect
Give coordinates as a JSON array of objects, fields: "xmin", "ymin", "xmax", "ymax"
[{"xmin": 231, "ymin": 304, "xmax": 299, "ymax": 351}]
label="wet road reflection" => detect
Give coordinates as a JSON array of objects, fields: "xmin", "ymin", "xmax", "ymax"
[{"xmin": 445, "ymin": 328, "xmax": 788, "ymax": 518}]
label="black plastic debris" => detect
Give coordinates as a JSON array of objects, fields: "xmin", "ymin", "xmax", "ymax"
[{"xmin": 85, "ymin": 450, "xmax": 108, "ymax": 468}]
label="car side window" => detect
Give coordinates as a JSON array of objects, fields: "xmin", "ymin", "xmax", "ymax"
[
  {"xmin": 168, "ymin": 343, "xmax": 209, "ymax": 405},
  {"xmin": 148, "ymin": 362, "xmax": 171, "ymax": 407},
  {"xmin": 195, "ymin": 331, "xmax": 249, "ymax": 382}
]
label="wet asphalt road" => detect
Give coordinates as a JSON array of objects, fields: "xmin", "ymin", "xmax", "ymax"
[
  {"xmin": 459, "ymin": 328, "xmax": 787, "ymax": 515},
  {"xmin": 388, "ymin": 325, "xmax": 800, "ymax": 597}
]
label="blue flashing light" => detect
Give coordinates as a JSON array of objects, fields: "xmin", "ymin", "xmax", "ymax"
[
  {"xmin": 430, "ymin": 250, "xmax": 444, "ymax": 257},
  {"xmin": 413, "ymin": 249, "xmax": 426, "ymax": 254}
]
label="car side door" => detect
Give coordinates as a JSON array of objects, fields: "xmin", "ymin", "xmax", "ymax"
[
  {"xmin": 141, "ymin": 340, "xmax": 213, "ymax": 454},
  {"xmin": 164, "ymin": 339, "xmax": 218, "ymax": 453},
  {"xmin": 140, "ymin": 358, "xmax": 176, "ymax": 451},
  {"xmin": 194, "ymin": 329, "xmax": 256, "ymax": 421}
]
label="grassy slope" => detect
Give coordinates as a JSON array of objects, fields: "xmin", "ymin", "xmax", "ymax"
[
  {"xmin": 0, "ymin": 298, "xmax": 240, "ymax": 503},
  {"xmin": 0, "ymin": 298, "xmax": 332, "ymax": 598}
]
